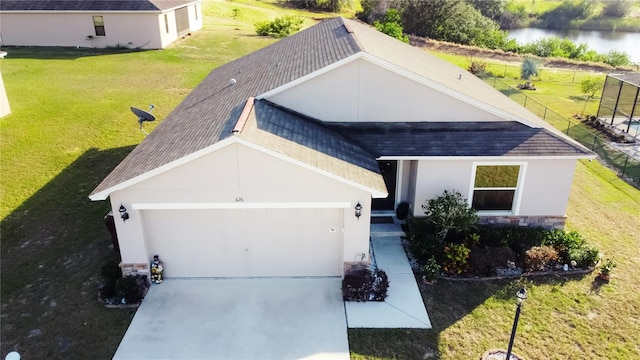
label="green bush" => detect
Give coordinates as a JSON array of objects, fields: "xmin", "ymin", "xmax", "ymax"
[
  {"xmin": 443, "ymin": 243, "xmax": 471, "ymax": 274},
  {"xmin": 374, "ymin": 9, "xmax": 409, "ymax": 43},
  {"xmin": 255, "ymin": 15, "xmax": 304, "ymax": 38},
  {"xmin": 422, "ymin": 190, "xmax": 478, "ymax": 242},
  {"xmin": 422, "ymin": 256, "xmax": 442, "ymax": 281},
  {"xmin": 406, "ymin": 219, "xmax": 443, "ymax": 263},
  {"xmin": 568, "ymin": 245, "xmax": 600, "ymax": 268}
]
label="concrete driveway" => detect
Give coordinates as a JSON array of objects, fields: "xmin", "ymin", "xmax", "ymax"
[{"xmin": 113, "ymin": 278, "xmax": 350, "ymax": 360}]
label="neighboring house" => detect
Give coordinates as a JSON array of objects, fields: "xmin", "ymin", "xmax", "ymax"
[
  {"xmin": 89, "ymin": 18, "xmax": 594, "ymax": 279},
  {"xmin": 0, "ymin": 0, "xmax": 202, "ymax": 49},
  {"xmin": 0, "ymin": 51, "xmax": 9, "ymax": 118}
]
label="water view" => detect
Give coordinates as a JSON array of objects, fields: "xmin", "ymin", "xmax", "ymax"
[{"xmin": 508, "ymin": 28, "xmax": 640, "ymax": 63}]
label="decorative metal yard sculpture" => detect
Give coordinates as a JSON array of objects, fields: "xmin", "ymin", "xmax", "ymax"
[{"xmin": 150, "ymin": 255, "xmax": 164, "ymax": 284}]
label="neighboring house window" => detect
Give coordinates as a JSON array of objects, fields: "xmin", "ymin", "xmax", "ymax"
[
  {"xmin": 165, "ymin": 14, "xmax": 169, "ymax": 33},
  {"xmin": 471, "ymin": 164, "xmax": 524, "ymax": 213},
  {"xmin": 93, "ymin": 16, "xmax": 106, "ymax": 36}
]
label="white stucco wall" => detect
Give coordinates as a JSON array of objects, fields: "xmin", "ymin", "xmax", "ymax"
[
  {"xmin": 0, "ymin": 71, "xmax": 10, "ymax": 118},
  {"xmin": 0, "ymin": 5, "xmax": 201, "ymax": 49},
  {"xmin": 267, "ymin": 58, "xmax": 503, "ymax": 123},
  {"xmin": 109, "ymin": 142, "xmax": 372, "ymax": 269},
  {"xmin": 409, "ymin": 158, "xmax": 577, "ymax": 218}
]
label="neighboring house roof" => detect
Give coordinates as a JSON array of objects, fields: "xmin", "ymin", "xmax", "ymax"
[
  {"xmin": 90, "ymin": 17, "xmax": 593, "ymax": 199},
  {"xmin": 0, "ymin": 0, "xmax": 197, "ymax": 12}
]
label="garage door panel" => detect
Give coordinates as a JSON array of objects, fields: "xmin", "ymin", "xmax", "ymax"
[{"xmin": 143, "ymin": 208, "xmax": 343, "ymax": 277}]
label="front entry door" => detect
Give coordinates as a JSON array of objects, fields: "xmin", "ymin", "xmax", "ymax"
[{"xmin": 372, "ymin": 160, "xmax": 397, "ymax": 211}]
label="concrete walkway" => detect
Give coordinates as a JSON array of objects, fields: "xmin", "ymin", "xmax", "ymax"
[{"xmin": 344, "ymin": 222, "xmax": 432, "ymax": 329}]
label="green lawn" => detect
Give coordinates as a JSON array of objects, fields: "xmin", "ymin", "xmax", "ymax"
[{"xmin": 1, "ymin": 1, "xmax": 639, "ymax": 359}]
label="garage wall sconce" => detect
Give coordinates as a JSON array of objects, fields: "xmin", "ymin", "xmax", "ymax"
[
  {"xmin": 354, "ymin": 202, "xmax": 363, "ymax": 220},
  {"xmin": 119, "ymin": 204, "xmax": 130, "ymax": 222}
]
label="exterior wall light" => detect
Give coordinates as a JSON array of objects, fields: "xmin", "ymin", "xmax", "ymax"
[
  {"xmin": 119, "ymin": 204, "xmax": 130, "ymax": 222},
  {"xmin": 354, "ymin": 202, "xmax": 362, "ymax": 220}
]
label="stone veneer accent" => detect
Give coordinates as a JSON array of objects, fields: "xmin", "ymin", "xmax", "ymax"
[
  {"xmin": 478, "ymin": 215, "xmax": 566, "ymax": 229},
  {"xmin": 119, "ymin": 262, "xmax": 150, "ymax": 277}
]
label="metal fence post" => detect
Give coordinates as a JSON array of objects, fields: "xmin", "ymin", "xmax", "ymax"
[
  {"xmin": 592, "ymin": 135, "xmax": 597, "ymax": 150},
  {"xmin": 543, "ymin": 107, "xmax": 547, "ymax": 120},
  {"xmin": 622, "ymin": 155, "xmax": 629, "ymax": 177},
  {"xmin": 566, "ymin": 120, "xmax": 571, "ymax": 134},
  {"xmin": 524, "ymin": 96, "xmax": 527, "ymax": 108}
]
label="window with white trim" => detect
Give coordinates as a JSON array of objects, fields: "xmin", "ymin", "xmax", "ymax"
[
  {"xmin": 471, "ymin": 164, "xmax": 522, "ymax": 212},
  {"xmin": 93, "ymin": 16, "xmax": 106, "ymax": 36}
]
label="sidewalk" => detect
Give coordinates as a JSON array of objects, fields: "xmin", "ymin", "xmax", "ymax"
[{"xmin": 344, "ymin": 222, "xmax": 432, "ymax": 329}]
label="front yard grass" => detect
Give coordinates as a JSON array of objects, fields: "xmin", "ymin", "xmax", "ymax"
[{"xmin": 1, "ymin": 1, "xmax": 639, "ymax": 358}]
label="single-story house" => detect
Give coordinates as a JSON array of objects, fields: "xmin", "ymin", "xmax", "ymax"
[
  {"xmin": 0, "ymin": 0, "xmax": 202, "ymax": 49},
  {"xmin": 89, "ymin": 17, "xmax": 594, "ymax": 278}
]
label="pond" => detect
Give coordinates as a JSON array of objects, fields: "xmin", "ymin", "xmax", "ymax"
[{"xmin": 508, "ymin": 27, "xmax": 640, "ymax": 63}]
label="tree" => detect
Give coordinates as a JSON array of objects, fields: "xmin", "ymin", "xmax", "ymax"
[
  {"xmin": 520, "ymin": 56, "xmax": 540, "ymax": 87},
  {"xmin": 374, "ymin": 9, "xmax": 409, "ymax": 43},
  {"xmin": 603, "ymin": 0, "xmax": 633, "ymax": 17},
  {"xmin": 580, "ymin": 77, "xmax": 603, "ymax": 114},
  {"xmin": 255, "ymin": 15, "xmax": 304, "ymax": 38},
  {"xmin": 466, "ymin": 0, "xmax": 506, "ymax": 21}
]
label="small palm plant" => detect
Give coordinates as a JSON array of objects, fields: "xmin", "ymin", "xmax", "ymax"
[{"xmin": 520, "ymin": 57, "xmax": 540, "ymax": 89}]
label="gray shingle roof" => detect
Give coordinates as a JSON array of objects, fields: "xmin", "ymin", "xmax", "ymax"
[
  {"xmin": 323, "ymin": 121, "xmax": 591, "ymax": 157},
  {"xmin": 90, "ymin": 17, "xmax": 593, "ymax": 198},
  {"xmin": 237, "ymin": 100, "xmax": 387, "ymax": 194},
  {"xmin": 0, "ymin": 0, "xmax": 196, "ymax": 12},
  {"xmin": 92, "ymin": 17, "xmax": 360, "ymax": 196}
]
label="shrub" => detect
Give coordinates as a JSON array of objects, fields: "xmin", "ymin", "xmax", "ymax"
[
  {"xmin": 342, "ymin": 269, "xmax": 389, "ymax": 302},
  {"xmin": 374, "ymin": 9, "xmax": 409, "ymax": 43},
  {"xmin": 406, "ymin": 219, "xmax": 443, "ymax": 264},
  {"xmin": 469, "ymin": 245, "xmax": 516, "ymax": 276},
  {"xmin": 115, "ymin": 276, "xmax": 148, "ymax": 304},
  {"xmin": 568, "ymin": 245, "xmax": 600, "ymax": 268},
  {"xmin": 524, "ymin": 245, "xmax": 558, "ymax": 272},
  {"xmin": 443, "ymin": 243, "xmax": 471, "ymax": 274},
  {"xmin": 603, "ymin": 50, "xmax": 630, "ymax": 67},
  {"xmin": 101, "ymin": 261, "xmax": 122, "ymax": 282},
  {"xmin": 371, "ymin": 269, "xmax": 389, "ymax": 301},
  {"xmin": 255, "ymin": 15, "xmax": 304, "ymax": 38},
  {"xmin": 422, "ymin": 256, "xmax": 441, "ymax": 281},
  {"xmin": 476, "ymin": 225, "xmax": 546, "ymax": 249},
  {"xmin": 422, "ymin": 190, "xmax": 478, "ymax": 242},
  {"xmin": 468, "ymin": 60, "xmax": 489, "ymax": 78}
]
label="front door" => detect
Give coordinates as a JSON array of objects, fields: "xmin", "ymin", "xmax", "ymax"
[{"xmin": 372, "ymin": 160, "xmax": 397, "ymax": 211}]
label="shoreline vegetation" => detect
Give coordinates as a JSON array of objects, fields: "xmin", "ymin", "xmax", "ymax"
[{"xmin": 346, "ymin": 0, "xmax": 640, "ymax": 67}]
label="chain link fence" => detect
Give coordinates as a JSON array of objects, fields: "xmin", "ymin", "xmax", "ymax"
[{"xmin": 487, "ymin": 77, "xmax": 640, "ymax": 188}]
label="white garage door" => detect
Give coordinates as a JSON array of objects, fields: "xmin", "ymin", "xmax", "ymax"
[{"xmin": 143, "ymin": 208, "xmax": 344, "ymax": 277}]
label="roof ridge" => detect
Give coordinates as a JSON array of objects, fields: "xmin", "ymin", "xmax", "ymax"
[
  {"xmin": 232, "ymin": 97, "xmax": 255, "ymax": 134},
  {"xmin": 338, "ymin": 17, "xmax": 364, "ymax": 52}
]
